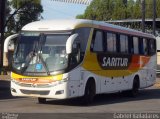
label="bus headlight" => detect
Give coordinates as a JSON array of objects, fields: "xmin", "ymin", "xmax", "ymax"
[
  {"xmin": 60, "ymin": 77, "xmax": 69, "ymax": 83},
  {"xmin": 56, "ymin": 77, "xmax": 69, "ymax": 85},
  {"xmin": 11, "ymin": 79, "xmax": 19, "ymax": 84}
]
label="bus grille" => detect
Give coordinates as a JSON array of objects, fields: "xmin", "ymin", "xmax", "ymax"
[
  {"xmin": 18, "ymin": 83, "xmax": 50, "ymax": 88},
  {"xmin": 20, "ymin": 89, "xmax": 50, "ymax": 95}
]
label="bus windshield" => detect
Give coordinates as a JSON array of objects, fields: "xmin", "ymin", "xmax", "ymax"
[{"xmin": 12, "ymin": 32, "xmax": 70, "ymax": 75}]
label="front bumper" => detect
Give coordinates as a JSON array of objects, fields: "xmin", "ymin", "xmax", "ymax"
[{"xmin": 11, "ymin": 80, "xmax": 69, "ymax": 99}]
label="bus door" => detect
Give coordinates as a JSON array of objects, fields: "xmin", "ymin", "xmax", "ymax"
[{"xmin": 66, "ymin": 33, "xmax": 81, "ymax": 97}]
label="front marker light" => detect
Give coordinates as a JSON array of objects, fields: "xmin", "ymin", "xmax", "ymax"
[
  {"xmin": 58, "ymin": 77, "xmax": 69, "ymax": 84},
  {"xmin": 62, "ymin": 77, "xmax": 69, "ymax": 82},
  {"xmin": 11, "ymin": 79, "xmax": 19, "ymax": 84}
]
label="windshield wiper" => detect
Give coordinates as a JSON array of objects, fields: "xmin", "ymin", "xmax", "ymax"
[
  {"xmin": 38, "ymin": 34, "xmax": 51, "ymax": 75},
  {"xmin": 20, "ymin": 51, "xmax": 36, "ymax": 74},
  {"xmin": 38, "ymin": 53, "xmax": 50, "ymax": 75}
]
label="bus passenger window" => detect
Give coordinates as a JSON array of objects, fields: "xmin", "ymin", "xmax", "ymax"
[
  {"xmin": 143, "ymin": 38, "xmax": 148, "ymax": 55},
  {"xmin": 128, "ymin": 36, "xmax": 134, "ymax": 54},
  {"xmin": 93, "ymin": 31, "xmax": 103, "ymax": 52},
  {"xmin": 133, "ymin": 37, "xmax": 139, "ymax": 54},
  {"xmin": 106, "ymin": 33, "xmax": 116, "ymax": 52},
  {"xmin": 149, "ymin": 39, "xmax": 156, "ymax": 55},
  {"xmin": 120, "ymin": 35, "xmax": 128, "ymax": 53}
]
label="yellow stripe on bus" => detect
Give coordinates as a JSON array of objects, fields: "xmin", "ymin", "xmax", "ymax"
[{"xmin": 11, "ymin": 72, "xmax": 63, "ymax": 82}]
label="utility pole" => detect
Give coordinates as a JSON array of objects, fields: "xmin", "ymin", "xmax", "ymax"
[
  {"xmin": 0, "ymin": 0, "xmax": 6, "ymax": 70},
  {"xmin": 141, "ymin": 0, "xmax": 145, "ymax": 33},
  {"xmin": 153, "ymin": 0, "xmax": 156, "ymax": 36}
]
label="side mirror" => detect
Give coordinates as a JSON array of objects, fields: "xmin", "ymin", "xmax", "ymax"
[
  {"xmin": 66, "ymin": 34, "xmax": 78, "ymax": 54},
  {"xmin": 3, "ymin": 34, "xmax": 19, "ymax": 67}
]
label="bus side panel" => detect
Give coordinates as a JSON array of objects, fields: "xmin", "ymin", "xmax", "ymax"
[
  {"xmin": 137, "ymin": 55, "xmax": 156, "ymax": 89},
  {"xmin": 157, "ymin": 52, "xmax": 160, "ymax": 73},
  {"xmin": 100, "ymin": 74, "xmax": 130, "ymax": 93},
  {"xmin": 139, "ymin": 69, "xmax": 147, "ymax": 88},
  {"xmin": 67, "ymin": 67, "xmax": 81, "ymax": 98},
  {"xmin": 79, "ymin": 69, "xmax": 101, "ymax": 96},
  {"xmin": 146, "ymin": 55, "xmax": 157, "ymax": 87}
]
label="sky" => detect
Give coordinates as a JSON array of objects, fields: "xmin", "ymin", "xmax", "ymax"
[{"xmin": 41, "ymin": 0, "xmax": 88, "ymax": 20}]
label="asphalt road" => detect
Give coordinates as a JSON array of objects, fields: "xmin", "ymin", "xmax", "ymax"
[
  {"xmin": 0, "ymin": 88, "xmax": 160, "ymax": 113},
  {"xmin": 0, "ymin": 78, "xmax": 160, "ymax": 119}
]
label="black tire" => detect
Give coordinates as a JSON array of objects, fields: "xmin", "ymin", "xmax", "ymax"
[
  {"xmin": 38, "ymin": 98, "xmax": 47, "ymax": 104},
  {"xmin": 82, "ymin": 80, "xmax": 96, "ymax": 105},
  {"xmin": 128, "ymin": 78, "xmax": 140, "ymax": 97}
]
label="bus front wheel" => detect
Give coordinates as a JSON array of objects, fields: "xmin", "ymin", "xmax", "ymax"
[
  {"xmin": 82, "ymin": 79, "xmax": 96, "ymax": 105},
  {"xmin": 38, "ymin": 97, "xmax": 47, "ymax": 104}
]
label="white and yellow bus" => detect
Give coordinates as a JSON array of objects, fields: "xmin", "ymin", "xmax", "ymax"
[{"xmin": 7, "ymin": 19, "xmax": 156, "ymax": 104}]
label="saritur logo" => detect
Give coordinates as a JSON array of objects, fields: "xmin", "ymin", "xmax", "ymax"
[
  {"xmin": 97, "ymin": 53, "xmax": 131, "ymax": 70},
  {"xmin": 102, "ymin": 57, "xmax": 128, "ymax": 67},
  {"xmin": 20, "ymin": 78, "xmax": 38, "ymax": 82}
]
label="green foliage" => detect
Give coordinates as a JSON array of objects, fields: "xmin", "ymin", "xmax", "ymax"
[
  {"xmin": 76, "ymin": 0, "xmax": 160, "ymax": 21},
  {"xmin": 131, "ymin": 0, "xmax": 141, "ymax": 19},
  {"xmin": 80, "ymin": 0, "xmax": 114, "ymax": 20},
  {"xmin": 157, "ymin": 0, "xmax": 160, "ymax": 17},
  {"xmin": 5, "ymin": 1, "xmax": 16, "ymax": 33},
  {"xmin": 6, "ymin": 0, "xmax": 43, "ymax": 33},
  {"xmin": 111, "ymin": 0, "xmax": 127, "ymax": 20},
  {"xmin": 76, "ymin": 14, "xmax": 85, "ymax": 19}
]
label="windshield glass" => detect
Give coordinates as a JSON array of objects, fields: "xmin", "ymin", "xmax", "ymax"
[{"xmin": 12, "ymin": 32, "xmax": 70, "ymax": 75}]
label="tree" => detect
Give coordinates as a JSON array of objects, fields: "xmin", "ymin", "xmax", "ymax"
[
  {"xmin": 77, "ymin": 0, "xmax": 115, "ymax": 21},
  {"xmin": 5, "ymin": 1, "xmax": 16, "ymax": 34},
  {"xmin": 157, "ymin": 0, "xmax": 160, "ymax": 17},
  {"xmin": 76, "ymin": 0, "xmax": 160, "ymax": 21},
  {"xmin": 145, "ymin": 0, "xmax": 160, "ymax": 18},
  {"xmin": 126, "ymin": 0, "xmax": 135, "ymax": 19},
  {"xmin": 76, "ymin": 0, "xmax": 135, "ymax": 21},
  {"xmin": 111, "ymin": 0, "xmax": 128, "ymax": 20},
  {"xmin": 132, "ymin": 0, "xmax": 141, "ymax": 19},
  {"xmin": 8, "ymin": 0, "xmax": 43, "ymax": 32},
  {"xmin": 145, "ymin": 0, "xmax": 154, "ymax": 18}
]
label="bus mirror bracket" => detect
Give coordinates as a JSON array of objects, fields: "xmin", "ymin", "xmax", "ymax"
[
  {"xmin": 3, "ymin": 34, "xmax": 19, "ymax": 67},
  {"xmin": 66, "ymin": 33, "xmax": 78, "ymax": 54}
]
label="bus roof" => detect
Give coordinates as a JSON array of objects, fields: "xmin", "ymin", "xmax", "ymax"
[
  {"xmin": 22, "ymin": 19, "xmax": 92, "ymax": 31},
  {"xmin": 106, "ymin": 18, "xmax": 160, "ymax": 24},
  {"xmin": 22, "ymin": 19, "xmax": 154, "ymax": 39}
]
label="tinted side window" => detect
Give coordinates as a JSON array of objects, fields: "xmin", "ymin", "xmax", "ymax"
[
  {"xmin": 133, "ymin": 37, "xmax": 139, "ymax": 54},
  {"xmin": 74, "ymin": 28, "xmax": 91, "ymax": 53},
  {"xmin": 71, "ymin": 28, "xmax": 91, "ymax": 65},
  {"xmin": 120, "ymin": 34, "xmax": 128, "ymax": 53},
  {"xmin": 143, "ymin": 38, "xmax": 148, "ymax": 55},
  {"xmin": 106, "ymin": 32, "xmax": 117, "ymax": 52},
  {"xmin": 92, "ymin": 30, "xmax": 103, "ymax": 52},
  {"xmin": 149, "ymin": 39, "xmax": 156, "ymax": 55}
]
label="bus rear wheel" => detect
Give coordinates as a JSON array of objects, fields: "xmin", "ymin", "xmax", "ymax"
[
  {"xmin": 82, "ymin": 79, "xmax": 95, "ymax": 105},
  {"xmin": 38, "ymin": 97, "xmax": 47, "ymax": 104}
]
